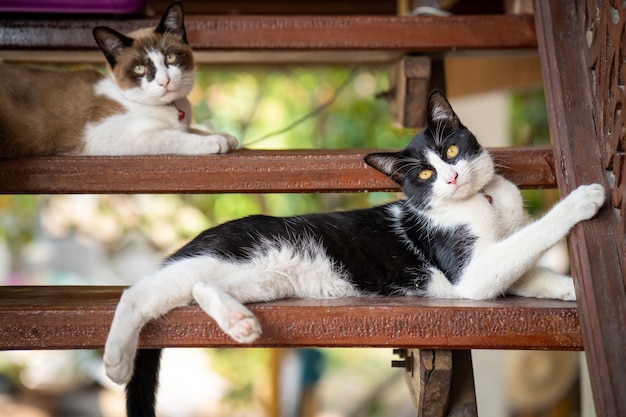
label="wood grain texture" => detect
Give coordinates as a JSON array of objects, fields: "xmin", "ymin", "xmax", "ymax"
[
  {"xmin": 0, "ymin": 15, "xmax": 536, "ymax": 51},
  {"xmin": 0, "ymin": 286, "xmax": 581, "ymax": 350},
  {"xmin": 534, "ymin": 1, "xmax": 626, "ymax": 416},
  {"xmin": 0, "ymin": 147, "xmax": 555, "ymax": 194}
]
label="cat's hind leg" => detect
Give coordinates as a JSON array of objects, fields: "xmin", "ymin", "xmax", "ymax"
[
  {"xmin": 104, "ymin": 256, "xmax": 221, "ymax": 384},
  {"xmin": 192, "ymin": 268, "xmax": 296, "ymax": 343},
  {"xmin": 509, "ymin": 267, "xmax": 575, "ymax": 301}
]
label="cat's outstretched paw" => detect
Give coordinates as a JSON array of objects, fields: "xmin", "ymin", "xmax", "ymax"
[
  {"xmin": 226, "ymin": 310, "xmax": 262, "ymax": 344},
  {"xmin": 192, "ymin": 133, "xmax": 238, "ymax": 154},
  {"xmin": 221, "ymin": 133, "xmax": 239, "ymax": 151},
  {"xmin": 103, "ymin": 342, "xmax": 136, "ymax": 385},
  {"xmin": 568, "ymin": 183, "xmax": 606, "ymax": 221},
  {"xmin": 209, "ymin": 133, "xmax": 238, "ymax": 153}
]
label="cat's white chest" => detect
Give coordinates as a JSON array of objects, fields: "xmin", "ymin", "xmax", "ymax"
[
  {"xmin": 428, "ymin": 175, "xmax": 526, "ymax": 241},
  {"xmin": 430, "ymin": 194, "xmax": 499, "ymax": 239}
]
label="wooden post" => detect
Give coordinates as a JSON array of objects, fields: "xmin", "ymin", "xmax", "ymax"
[
  {"xmin": 386, "ymin": 55, "xmax": 446, "ymax": 129},
  {"xmin": 396, "ymin": 349, "xmax": 477, "ymax": 417}
]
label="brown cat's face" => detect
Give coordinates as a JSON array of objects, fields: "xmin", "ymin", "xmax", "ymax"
[{"xmin": 92, "ymin": 1, "xmax": 194, "ymax": 105}]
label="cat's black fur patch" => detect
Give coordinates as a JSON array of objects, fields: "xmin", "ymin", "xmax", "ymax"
[{"xmin": 167, "ymin": 200, "xmax": 476, "ymax": 294}]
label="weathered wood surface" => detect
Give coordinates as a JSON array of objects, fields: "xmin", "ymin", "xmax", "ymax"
[
  {"xmin": 534, "ymin": 1, "xmax": 626, "ymax": 416},
  {"xmin": 0, "ymin": 286, "xmax": 582, "ymax": 351},
  {"xmin": 0, "ymin": 147, "xmax": 555, "ymax": 194},
  {"xmin": 0, "ymin": 15, "xmax": 536, "ymax": 52}
]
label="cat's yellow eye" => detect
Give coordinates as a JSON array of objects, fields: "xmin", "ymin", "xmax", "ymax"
[
  {"xmin": 446, "ymin": 144, "xmax": 459, "ymax": 159},
  {"xmin": 419, "ymin": 169, "xmax": 433, "ymax": 180},
  {"xmin": 165, "ymin": 54, "xmax": 177, "ymax": 64},
  {"xmin": 134, "ymin": 65, "xmax": 146, "ymax": 76}
]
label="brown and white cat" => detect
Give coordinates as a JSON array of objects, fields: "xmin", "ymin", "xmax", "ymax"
[{"xmin": 0, "ymin": 2, "xmax": 237, "ymax": 158}]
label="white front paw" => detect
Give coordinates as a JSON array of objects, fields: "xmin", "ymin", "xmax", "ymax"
[
  {"xmin": 567, "ymin": 183, "xmax": 606, "ymax": 221},
  {"xmin": 103, "ymin": 339, "xmax": 137, "ymax": 385},
  {"xmin": 221, "ymin": 133, "xmax": 239, "ymax": 151},
  {"xmin": 211, "ymin": 133, "xmax": 238, "ymax": 153}
]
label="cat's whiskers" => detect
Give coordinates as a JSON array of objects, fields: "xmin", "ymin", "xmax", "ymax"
[{"xmin": 489, "ymin": 152, "xmax": 513, "ymax": 171}]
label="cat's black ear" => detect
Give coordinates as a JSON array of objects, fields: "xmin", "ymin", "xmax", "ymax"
[
  {"xmin": 365, "ymin": 152, "xmax": 405, "ymax": 183},
  {"xmin": 93, "ymin": 27, "xmax": 133, "ymax": 68},
  {"xmin": 427, "ymin": 90, "xmax": 462, "ymax": 130},
  {"xmin": 156, "ymin": 1, "xmax": 188, "ymax": 44}
]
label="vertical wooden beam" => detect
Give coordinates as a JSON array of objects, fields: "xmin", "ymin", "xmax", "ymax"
[
  {"xmin": 398, "ymin": 349, "xmax": 477, "ymax": 417},
  {"xmin": 447, "ymin": 351, "xmax": 478, "ymax": 416},
  {"xmin": 534, "ymin": 1, "xmax": 626, "ymax": 416},
  {"xmin": 387, "ymin": 55, "xmax": 446, "ymax": 129}
]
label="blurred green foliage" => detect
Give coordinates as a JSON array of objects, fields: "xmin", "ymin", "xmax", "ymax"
[
  {"xmin": 510, "ymin": 88, "xmax": 550, "ymax": 147},
  {"xmin": 509, "ymin": 87, "xmax": 559, "ymax": 214},
  {"xmin": 192, "ymin": 66, "xmax": 413, "ymax": 150}
]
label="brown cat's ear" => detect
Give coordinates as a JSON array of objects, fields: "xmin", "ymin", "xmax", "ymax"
[
  {"xmin": 365, "ymin": 152, "xmax": 405, "ymax": 183},
  {"xmin": 93, "ymin": 27, "xmax": 133, "ymax": 68},
  {"xmin": 426, "ymin": 90, "xmax": 462, "ymax": 131},
  {"xmin": 156, "ymin": 1, "xmax": 188, "ymax": 44}
]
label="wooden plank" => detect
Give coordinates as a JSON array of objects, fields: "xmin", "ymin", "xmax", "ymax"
[
  {"xmin": 534, "ymin": 1, "xmax": 626, "ymax": 416},
  {"xmin": 0, "ymin": 50, "xmax": 405, "ymax": 65},
  {"xmin": 0, "ymin": 147, "xmax": 556, "ymax": 194},
  {"xmin": 0, "ymin": 286, "xmax": 581, "ymax": 350},
  {"xmin": 0, "ymin": 15, "xmax": 536, "ymax": 52}
]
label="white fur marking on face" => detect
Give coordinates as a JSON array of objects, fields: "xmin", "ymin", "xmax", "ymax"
[{"xmin": 148, "ymin": 50, "xmax": 170, "ymax": 88}]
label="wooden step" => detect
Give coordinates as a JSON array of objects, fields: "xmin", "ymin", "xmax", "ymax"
[
  {"xmin": 0, "ymin": 147, "xmax": 555, "ymax": 194},
  {"xmin": 0, "ymin": 15, "xmax": 535, "ymax": 51},
  {"xmin": 0, "ymin": 286, "xmax": 581, "ymax": 350}
]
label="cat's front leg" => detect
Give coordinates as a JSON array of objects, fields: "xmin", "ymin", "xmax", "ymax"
[
  {"xmin": 455, "ymin": 184, "xmax": 605, "ymax": 300},
  {"xmin": 187, "ymin": 128, "xmax": 239, "ymax": 153},
  {"xmin": 509, "ymin": 267, "xmax": 575, "ymax": 301}
]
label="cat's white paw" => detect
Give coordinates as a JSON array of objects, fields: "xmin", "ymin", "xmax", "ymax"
[
  {"xmin": 209, "ymin": 133, "xmax": 238, "ymax": 154},
  {"xmin": 567, "ymin": 183, "xmax": 606, "ymax": 221},
  {"xmin": 226, "ymin": 309, "xmax": 262, "ymax": 344},
  {"xmin": 103, "ymin": 340, "xmax": 136, "ymax": 385},
  {"xmin": 191, "ymin": 133, "xmax": 238, "ymax": 154},
  {"xmin": 221, "ymin": 133, "xmax": 239, "ymax": 151},
  {"xmin": 549, "ymin": 277, "xmax": 576, "ymax": 301}
]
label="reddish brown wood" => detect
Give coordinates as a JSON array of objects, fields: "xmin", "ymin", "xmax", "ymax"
[
  {"xmin": 0, "ymin": 15, "xmax": 536, "ymax": 52},
  {"xmin": 0, "ymin": 286, "xmax": 581, "ymax": 350},
  {"xmin": 535, "ymin": 1, "xmax": 626, "ymax": 416},
  {"xmin": 0, "ymin": 147, "xmax": 555, "ymax": 194}
]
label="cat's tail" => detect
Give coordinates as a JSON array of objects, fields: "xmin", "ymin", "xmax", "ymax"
[{"xmin": 126, "ymin": 348, "xmax": 162, "ymax": 417}]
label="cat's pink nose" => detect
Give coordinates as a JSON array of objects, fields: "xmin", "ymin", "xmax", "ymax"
[
  {"xmin": 158, "ymin": 78, "xmax": 171, "ymax": 88},
  {"xmin": 447, "ymin": 173, "xmax": 458, "ymax": 185}
]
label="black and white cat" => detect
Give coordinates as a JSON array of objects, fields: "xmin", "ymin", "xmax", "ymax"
[
  {"xmin": 0, "ymin": 2, "xmax": 237, "ymax": 157},
  {"xmin": 104, "ymin": 91, "xmax": 605, "ymax": 416}
]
